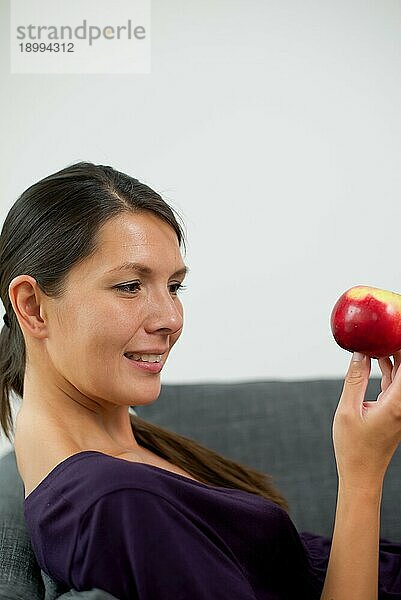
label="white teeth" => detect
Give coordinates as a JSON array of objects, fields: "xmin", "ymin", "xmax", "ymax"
[{"xmin": 126, "ymin": 353, "xmax": 162, "ymax": 363}]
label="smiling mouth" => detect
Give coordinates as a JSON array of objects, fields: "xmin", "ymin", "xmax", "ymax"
[
  {"xmin": 123, "ymin": 354, "xmax": 164, "ymax": 373},
  {"xmin": 123, "ymin": 353, "xmax": 163, "ymax": 363}
]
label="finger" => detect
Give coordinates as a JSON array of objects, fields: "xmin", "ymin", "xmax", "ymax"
[
  {"xmin": 338, "ymin": 352, "xmax": 371, "ymax": 412},
  {"xmin": 378, "ymin": 356, "xmax": 393, "ymax": 392},
  {"xmin": 392, "ymin": 350, "xmax": 401, "ymax": 380},
  {"xmin": 378, "ymin": 351, "xmax": 401, "ymax": 412}
]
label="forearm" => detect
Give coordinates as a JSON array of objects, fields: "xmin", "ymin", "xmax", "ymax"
[{"xmin": 320, "ymin": 481, "xmax": 382, "ymax": 600}]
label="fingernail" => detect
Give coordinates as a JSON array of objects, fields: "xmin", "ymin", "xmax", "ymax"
[{"xmin": 352, "ymin": 352, "xmax": 364, "ymax": 362}]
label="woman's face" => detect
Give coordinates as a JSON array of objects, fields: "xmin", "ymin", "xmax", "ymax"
[{"xmin": 42, "ymin": 211, "xmax": 187, "ymax": 409}]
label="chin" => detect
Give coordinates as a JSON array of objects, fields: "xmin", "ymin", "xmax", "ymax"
[{"xmin": 127, "ymin": 388, "xmax": 162, "ymax": 408}]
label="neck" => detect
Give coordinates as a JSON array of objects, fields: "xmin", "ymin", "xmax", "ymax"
[{"xmin": 18, "ymin": 364, "xmax": 144, "ymax": 457}]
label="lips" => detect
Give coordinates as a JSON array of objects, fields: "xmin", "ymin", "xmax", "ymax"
[
  {"xmin": 124, "ymin": 352, "xmax": 160, "ymax": 360},
  {"xmin": 124, "ymin": 349, "xmax": 169, "ymax": 355},
  {"xmin": 124, "ymin": 354, "xmax": 163, "ymax": 373}
]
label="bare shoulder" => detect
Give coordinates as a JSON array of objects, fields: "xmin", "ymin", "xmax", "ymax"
[
  {"xmin": 14, "ymin": 410, "xmax": 81, "ymax": 499},
  {"xmin": 14, "ymin": 409, "xmax": 201, "ymax": 499}
]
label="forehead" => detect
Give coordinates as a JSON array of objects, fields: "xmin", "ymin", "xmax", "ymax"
[
  {"xmin": 72, "ymin": 213, "xmax": 184, "ymax": 280},
  {"xmin": 100, "ymin": 212, "xmax": 179, "ymax": 249}
]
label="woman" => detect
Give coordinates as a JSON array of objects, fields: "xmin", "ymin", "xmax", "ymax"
[{"xmin": 0, "ymin": 161, "xmax": 401, "ymax": 600}]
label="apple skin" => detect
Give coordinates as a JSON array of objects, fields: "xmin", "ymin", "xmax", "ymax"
[{"xmin": 330, "ymin": 285, "xmax": 401, "ymax": 359}]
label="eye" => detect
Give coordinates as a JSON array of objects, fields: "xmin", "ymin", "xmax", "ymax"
[
  {"xmin": 115, "ymin": 282, "xmax": 141, "ymax": 293},
  {"xmin": 170, "ymin": 283, "xmax": 187, "ymax": 295},
  {"xmin": 115, "ymin": 281, "xmax": 187, "ymax": 296}
]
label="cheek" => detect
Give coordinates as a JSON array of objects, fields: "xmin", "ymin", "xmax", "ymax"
[
  {"xmin": 171, "ymin": 302, "xmax": 184, "ymax": 341},
  {"xmin": 170, "ymin": 326, "xmax": 183, "ymax": 347},
  {"xmin": 77, "ymin": 298, "xmax": 132, "ymax": 335}
]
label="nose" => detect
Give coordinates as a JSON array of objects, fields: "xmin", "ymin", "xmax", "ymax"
[{"xmin": 143, "ymin": 289, "xmax": 183, "ymax": 334}]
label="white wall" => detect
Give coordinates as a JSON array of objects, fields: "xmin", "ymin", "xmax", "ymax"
[{"xmin": 1, "ymin": 0, "xmax": 400, "ymax": 454}]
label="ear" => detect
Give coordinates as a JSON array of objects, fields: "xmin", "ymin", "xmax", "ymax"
[{"xmin": 8, "ymin": 275, "xmax": 47, "ymax": 337}]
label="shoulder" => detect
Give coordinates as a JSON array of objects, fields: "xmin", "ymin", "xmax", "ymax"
[
  {"xmin": 14, "ymin": 409, "xmax": 83, "ymax": 498},
  {"xmin": 29, "ymin": 451, "xmax": 192, "ymax": 515},
  {"xmin": 24, "ymin": 464, "xmax": 181, "ymax": 587}
]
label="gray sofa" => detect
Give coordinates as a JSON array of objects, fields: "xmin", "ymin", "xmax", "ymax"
[{"xmin": 1, "ymin": 376, "xmax": 400, "ymax": 599}]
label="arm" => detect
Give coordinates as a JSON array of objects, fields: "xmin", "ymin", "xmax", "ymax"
[
  {"xmin": 320, "ymin": 482, "xmax": 381, "ymax": 600},
  {"xmin": 320, "ymin": 351, "xmax": 401, "ymax": 600}
]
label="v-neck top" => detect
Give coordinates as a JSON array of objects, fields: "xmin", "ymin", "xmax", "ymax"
[{"xmin": 23, "ymin": 451, "xmax": 401, "ymax": 599}]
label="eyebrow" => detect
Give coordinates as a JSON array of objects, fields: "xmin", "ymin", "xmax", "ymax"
[{"xmin": 106, "ymin": 262, "xmax": 190, "ymax": 278}]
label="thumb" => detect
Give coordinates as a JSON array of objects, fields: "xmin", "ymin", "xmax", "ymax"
[{"xmin": 338, "ymin": 352, "xmax": 371, "ymax": 411}]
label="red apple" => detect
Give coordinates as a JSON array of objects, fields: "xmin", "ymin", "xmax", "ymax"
[{"xmin": 330, "ymin": 285, "xmax": 401, "ymax": 358}]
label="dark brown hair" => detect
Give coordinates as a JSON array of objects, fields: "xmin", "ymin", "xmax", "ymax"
[{"xmin": 0, "ymin": 161, "xmax": 288, "ymax": 511}]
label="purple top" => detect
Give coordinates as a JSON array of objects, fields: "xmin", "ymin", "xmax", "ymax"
[{"xmin": 23, "ymin": 451, "xmax": 401, "ymax": 600}]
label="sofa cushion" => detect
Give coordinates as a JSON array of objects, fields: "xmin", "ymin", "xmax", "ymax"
[{"xmin": 0, "ymin": 450, "xmax": 45, "ymax": 599}]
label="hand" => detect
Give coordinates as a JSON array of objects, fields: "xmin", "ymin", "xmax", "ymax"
[{"xmin": 332, "ymin": 350, "xmax": 401, "ymax": 493}]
